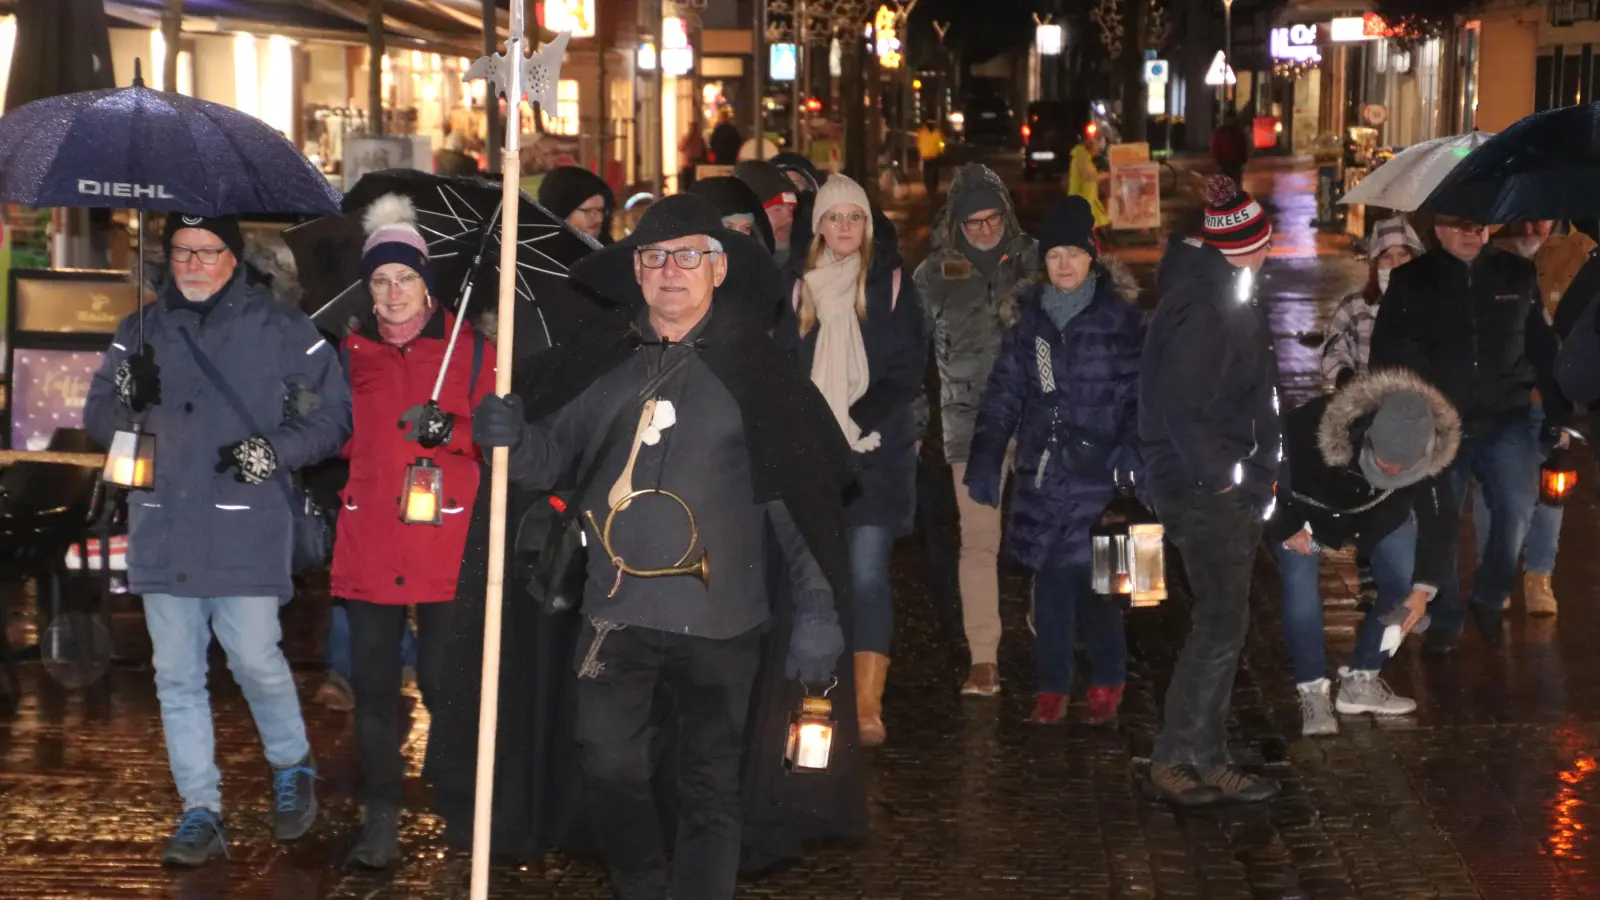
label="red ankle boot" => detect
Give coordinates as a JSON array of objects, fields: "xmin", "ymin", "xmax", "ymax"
[
  {"xmin": 1027, "ymin": 692, "xmax": 1069, "ymax": 725},
  {"xmin": 1086, "ymin": 685, "xmax": 1123, "ymax": 724}
]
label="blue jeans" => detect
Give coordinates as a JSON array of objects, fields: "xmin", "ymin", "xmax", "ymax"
[
  {"xmin": 1275, "ymin": 518, "xmax": 1415, "ymax": 685},
  {"xmin": 1471, "ymin": 408, "xmax": 1562, "ymax": 576},
  {"xmin": 325, "ymin": 600, "xmax": 417, "ymax": 681},
  {"xmin": 1032, "ymin": 563, "xmax": 1126, "ymax": 694},
  {"xmin": 1436, "ymin": 419, "xmax": 1542, "ymax": 636},
  {"xmin": 849, "ymin": 526, "xmax": 896, "ymax": 655},
  {"xmin": 143, "ymin": 594, "xmax": 311, "ymax": 813}
]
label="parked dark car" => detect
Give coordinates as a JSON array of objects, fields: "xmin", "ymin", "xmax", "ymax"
[
  {"xmin": 961, "ymin": 94, "xmax": 1016, "ymax": 148},
  {"xmin": 1022, "ymin": 100, "xmax": 1120, "ymax": 182}
]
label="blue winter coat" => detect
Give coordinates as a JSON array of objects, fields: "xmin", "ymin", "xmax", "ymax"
[
  {"xmin": 966, "ymin": 267, "xmax": 1145, "ymax": 570},
  {"xmin": 83, "ymin": 270, "xmax": 352, "ymax": 599},
  {"xmin": 780, "ymin": 238, "xmax": 926, "ymax": 535}
]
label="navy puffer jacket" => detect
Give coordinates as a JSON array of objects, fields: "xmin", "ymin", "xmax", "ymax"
[{"xmin": 966, "ymin": 263, "xmax": 1145, "ymax": 570}]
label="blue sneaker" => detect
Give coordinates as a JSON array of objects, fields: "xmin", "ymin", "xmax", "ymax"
[
  {"xmin": 271, "ymin": 753, "xmax": 318, "ymax": 841},
  {"xmin": 161, "ymin": 808, "xmax": 227, "ymax": 867}
]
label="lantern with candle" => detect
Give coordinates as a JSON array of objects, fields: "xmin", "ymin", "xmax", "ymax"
[
  {"xmin": 401, "ymin": 457, "xmax": 444, "ymax": 525},
  {"xmin": 1090, "ymin": 476, "xmax": 1166, "ymax": 607},
  {"xmin": 784, "ymin": 690, "xmax": 837, "ymax": 773},
  {"xmin": 102, "ymin": 425, "xmax": 157, "ymax": 490},
  {"xmin": 1540, "ymin": 447, "xmax": 1578, "ymax": 507}
]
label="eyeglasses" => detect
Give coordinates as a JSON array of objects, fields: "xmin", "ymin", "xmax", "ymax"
[
  {"xmin": 637, "ymin": 248, "xmax": 720, "ymax": 269},
  {"xmin": 821, "ymin": 210, "xmax": 867, "ymax": 229},
  {"xmin": 573, "ymin": 204, "xmax": 607, "ymax": 219},
  {"xmin": 962, "ymin": 212, "xmax": 1005, "ymax": 232},
  {"xmin": 1439, "ymin": 219, "xmax": 1487, "ymax": 233},
  {"xmin": 371, "ymin": 272, "xmax": 425, "ymax": 292},
  {"xmin": 170, "ymin": 245, "xmax": 229, "ymax": 265}
]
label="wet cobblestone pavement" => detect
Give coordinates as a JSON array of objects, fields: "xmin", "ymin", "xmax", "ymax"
[{"xmin": 5, "ymin": 158, "xmax": 1600, "ymax": 898}]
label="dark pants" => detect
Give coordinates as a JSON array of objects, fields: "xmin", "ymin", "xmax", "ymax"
[
  {"xmin": 574, "ymin": 619, "xmax": 763, "ymax": 900},
  {"xmin": 1148, "ymin": 486, "xmax": 1262, "ymax": 767},
  {"xmin": 1033, "ymin": 563, "xmax": 1127, "ymax": 695},
  {"xmin": 1435, "ymin": 417, "xmax": 1541, "ymax": 637},
  {"xmin": 346, "ymin": 599, "xmax": 448, "ymax": 808},
  {"xmin": 922, "ymin": 157, "xmax": 940, "ymax": 196}
]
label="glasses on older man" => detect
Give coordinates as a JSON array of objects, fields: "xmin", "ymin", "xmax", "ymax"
[
  {"xmin": 637, "ymin": 248, "xmax": 720, "ymax": 269},
  {"xmin": 370, "ymin": 272, "xmax": 425, "ymax": 292},
  {"xmin": 170, "ymin": 245, "xmax": 229, "ymax": 265},
  {"xmin": 961, "ymin": 212, "xmax": 1005, "ymax": 233}
]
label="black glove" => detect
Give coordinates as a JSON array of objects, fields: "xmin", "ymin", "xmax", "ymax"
[
  {"xmin": 399, "ymin": 402, "xmax": 455, "ymax": 449},
  {"xmin": 216, "ymin": 436, "xmax": 278, "ymax": 485},
  {"xmin": 472, "ymin": 394, "xmax": 528, "ymax": 451},
  {"xmin": 114, "ymin": 345, "xmax": 161, "ymax": 411},
  {"xmin": 786, "ymin": 595, "xmax": 845, "ymax": 686}
]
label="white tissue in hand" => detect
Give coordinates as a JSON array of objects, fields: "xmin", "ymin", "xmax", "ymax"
[
  {"xmin": 642, "ymin": 400, "xmax": 677, "ymax": 446},
  {"xmin": 1379, "ymin": 623, "xmax": 1403, "ymax": 656},
  {"xmin": 852, "ymin": 431, "xmax": 882, "ymax": 453}
]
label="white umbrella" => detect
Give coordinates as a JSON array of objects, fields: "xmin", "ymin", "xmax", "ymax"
[{"xmin": 1339, "ymin": 131, "xmax": 1496, "ymax": 211}]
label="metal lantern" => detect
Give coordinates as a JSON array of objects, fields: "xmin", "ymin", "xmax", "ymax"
[
  {"xmin": 401, "ymin": 457, "xmax": 444, "ymax": 526},
  {"xmin": 784, "ymin": 694, "xmax": 836, "ymax": 772},
  {"xmin": 1090, "ymin": 481, "xmax": 1167, "ymax": 607},
  {"xmin": 102, "ymin": 426, "xmax": 156, "ymax": 490},
  {"xmin": 1540, "ymin": 449, "xmax": 1577, "ymax": 507}
]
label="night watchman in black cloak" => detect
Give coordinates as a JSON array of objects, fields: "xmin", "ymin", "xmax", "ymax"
[{"xmin": 465, "ymin": 194, "xmax": 863, "ymax": 898}]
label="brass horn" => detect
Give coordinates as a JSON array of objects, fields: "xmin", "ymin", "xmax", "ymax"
[{"xmin": 585, "ymin": 488, "xmax": 710, "ymax": 594}]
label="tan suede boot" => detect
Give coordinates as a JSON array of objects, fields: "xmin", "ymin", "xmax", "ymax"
[
  {"xmin": 1525, "ymin": 572, "xmax": 1558, "ymax": 616},
  {"xmin": 855, "ymin": 652, "xmax": 889, "ymax": 747}
]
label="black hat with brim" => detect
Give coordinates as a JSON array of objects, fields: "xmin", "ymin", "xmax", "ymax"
[
  {"xmin": 570, "ymin": 193, "xmax": 783, "ymax": 326},
  {"xmin": 688, "ymin": 176, "xmax": 776, "ymax": 254}
]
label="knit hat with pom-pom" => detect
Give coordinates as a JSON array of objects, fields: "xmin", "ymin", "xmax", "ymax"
[
  {"xmin": 360, "ymin": 194, "xmax": 434, "ymax": 291},
  {"xmin": 1201, "ymin": 175, "xmax": 1272, "ymax": 257}
]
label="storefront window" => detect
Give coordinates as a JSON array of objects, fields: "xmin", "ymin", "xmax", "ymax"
[{"xmin": 545, "ymin": 79, "xmax": 581, "ymax": 135}]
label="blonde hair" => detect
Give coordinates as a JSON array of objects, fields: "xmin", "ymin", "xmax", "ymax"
[{"xmin": 797, "ymin": 232, "xmax": 873, "ymax": 338}]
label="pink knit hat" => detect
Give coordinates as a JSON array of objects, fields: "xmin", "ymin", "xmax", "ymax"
[{"xmin": 360, "ymin": 194, "xmax": 433, "ymax": 288}]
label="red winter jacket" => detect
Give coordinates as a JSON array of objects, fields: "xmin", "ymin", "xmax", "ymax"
[{"xmin": 330, "ymin": 310, "xmax": 496, "ymax": 604}]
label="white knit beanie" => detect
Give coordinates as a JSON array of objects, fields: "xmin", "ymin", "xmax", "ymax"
[{"xmin": 812, "ymin": 174, "xmax": 873, "ymax": 237}]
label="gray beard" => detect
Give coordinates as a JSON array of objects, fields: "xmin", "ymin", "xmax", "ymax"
[{"xmin": 178, "ymin": 283, "xmax": 214, "ymax": 302}]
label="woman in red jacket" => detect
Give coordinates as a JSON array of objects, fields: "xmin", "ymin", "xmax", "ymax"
[{"xmin": 335, "ymin": 195, "xmax": 494, "ymax": 869}]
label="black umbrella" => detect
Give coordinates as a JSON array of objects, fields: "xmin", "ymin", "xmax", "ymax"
[
  {"xmin": 1421, "ymin": 107, "xmax": 1600, "ymax": 224},
  {"xmin": 284, "ymin": 169, "xmax": 601, "ymax": 357}
]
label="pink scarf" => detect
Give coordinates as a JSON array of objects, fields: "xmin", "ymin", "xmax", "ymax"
[{"xmin": 378, "ymin": 309, "xmax": 430, "ymax": 346}]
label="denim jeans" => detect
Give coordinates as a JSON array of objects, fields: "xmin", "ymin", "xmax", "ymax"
[
  {"xmin": 573, "ymin": 620, "xmax": 762, "ymax": 900},
  {"xmin": 849, "ymin": 525, "xmax": 896, "ymax": 655},
  {"xmin": 1148, "ymin": 485, "xmax": 1262, "ymax": 767},
  {"xmin": 1275, "ymin": 518, "xmax": 1415, "ymax": 685},
  {"xmin": 142, "ymin": 594, "xmax": 311, "ymax": 813},
  {"xmin": 1435, "ymin": 418, "xmax": 1541, "ymax": 636},
  {"xmin": 326, "ymin": 600, "xmax": 418, "ymax": 682},
  {"xmin": 1470, "ymin": 408, "xmax": 1562, "ymax": 576},
  {"xmin": 1032, "ymin": 563, "xmax": 1126, "ymax": 694}
]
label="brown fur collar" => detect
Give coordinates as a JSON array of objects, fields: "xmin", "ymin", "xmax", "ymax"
[{"xmin": 1317, "ymin": 367, "xmax": 1461, "ymax": 475}]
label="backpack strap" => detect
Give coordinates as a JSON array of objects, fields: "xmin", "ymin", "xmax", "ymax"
[{"xmin": 467, "ymin": 328, "xmax": 487, "ymax": 398}]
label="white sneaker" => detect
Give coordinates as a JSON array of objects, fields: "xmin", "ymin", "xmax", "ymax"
[
  {"xmin": 1335, "ymin": 667, "xmax": 1416, "ymax": 716},
  {"xmin": 1297, "ymin": 678, "xmax": 1338, "ymax": 736}
]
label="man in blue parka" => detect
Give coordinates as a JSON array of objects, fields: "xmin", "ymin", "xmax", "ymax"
[{"xmin": 83, "ymin": 214, "xmax": 352, "ymax": 866}]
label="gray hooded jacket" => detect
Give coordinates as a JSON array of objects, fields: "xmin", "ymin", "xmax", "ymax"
[{"xmin": 913, "ymin": 164, "xmax": 1038, "ymax": 462}]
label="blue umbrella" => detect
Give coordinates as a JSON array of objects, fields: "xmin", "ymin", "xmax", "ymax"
[
  {"xmin": 1421, "ymin": 105, "xmax": 1600, "ymax": 224},
  {"xmin": 0, "ymin": 64, "xmax": 340, "ymax": 216}
]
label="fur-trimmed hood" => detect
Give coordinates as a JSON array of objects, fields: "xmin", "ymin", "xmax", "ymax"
[
  {"xmin": 1001, "ymin": 256, "xmax": 1140, "ymax": 327},
  {"xmin": 931, "ymin": 163, "xmax": 1027, "ymax": 256},
  {"xmin": 1317, "ymin": 367, "xmax": 1461, "ymax": 476}
]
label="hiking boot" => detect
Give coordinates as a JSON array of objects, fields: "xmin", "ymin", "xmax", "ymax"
[
  {"xmin": 960, "ymin": 663, "xmax": 1001, "ymax": 697},
  {"xmin": 315, "ymin": 671, "xmax": 355, "ymax": 712},
  {"xmin": 1525, "ymin": 572, "xmax": 1558, "ymax": 616},
  {"xmin": 161, "ymin": 808, "xmax": 227, "ymax": 867},
  {"xmin": 1147, "ymin": 764, "xmax": 1225, "ymax": 806},
  {"xmin": 1085, "ymin": 685, "xmax": 1123, "ymax": 725},
  {"xmin": 1200, "ymin": 765, "xmax": 1280, "ymax": 802},
  {"xmin": 271, "ymin": 753, "xmax": 318, "ymax": 842},
  {"xmin": 1335, "ymin": 667, "xmax": 1416, "ymax": 716},
  {"xmin": 1027, "ymin": 692, "xmax": 1069, "ymax": 725},
  {"xmin": 345, "ymin": 803, "xmax": 402, "ymax": 870},
  {"xmin": 1297, "ymin": 678, "xmax": 1338, "ymax": 736}
]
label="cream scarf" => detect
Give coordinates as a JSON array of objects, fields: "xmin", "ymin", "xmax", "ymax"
[{"xmin": 803, "ymin": 249, "xmax": 870, "ymax": 444}]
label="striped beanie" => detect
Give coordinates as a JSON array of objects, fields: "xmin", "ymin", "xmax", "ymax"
[{"xmin": 1201, "ymin": 175, "xmax": 1272, "ymax": 257}]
